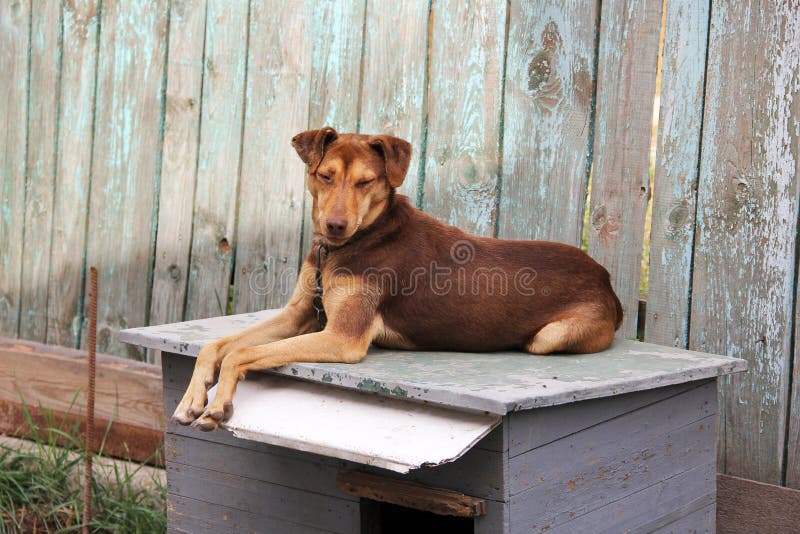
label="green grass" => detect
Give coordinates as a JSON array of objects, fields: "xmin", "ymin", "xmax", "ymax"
[{"xmin": 0, "ymin": 404, "xmax": 165, "ymax": 533}]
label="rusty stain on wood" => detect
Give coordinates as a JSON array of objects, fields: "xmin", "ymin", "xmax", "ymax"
[{"xmin": 336, "ymin": 471, "xmax": 487, "ymax": 517}]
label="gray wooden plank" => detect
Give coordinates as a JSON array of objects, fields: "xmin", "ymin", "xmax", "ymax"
[
  {"xmin": 233, "ymin": 0, "xmax": 314, "ymax": 314},
  {"xmin": 123, "ymin": 321, "xmax": 745, "ymax": 415},
  {"xmin": 508, "ymin": 380, "xmax": 711, "ymax": 458},
  {"xmin": 421, "ymin": 0, "xmax": 506, "ymax": 237},
  {"xmin": 298, "ymin": 0, "xmax": 367, "ymax": 262},
  {"xmin": 19, "ymin": 0, "xmax": 61, "ymax": 342},
  {"xmin": 166, "ymin": 432, "xmax": 356, "ymax": 500},
  {"xmin": 168, "ymin": 493, "xmax": 340, "ymax": 534},
  {"xmin": 644, "ymin": 0, "xmax": 710, "ymax": 349},
  {"xmin": 689, "ymin": 0, "xmax": 800, "ymax": 484},
  {"xmin": 790, "ymin": 357, "xmax": 800, "ymax": 487},
  {"xmin": 359, "ymin": 0, "xmax": 429, "ymax": 201},
  {"xmin": 497, "ymin": 0, "xmax": 598, "ymax": 246},
  {"xmin": 47, "ymin": 0, "xmax": 99, "ymax": 348},
  {"xmin": 475, "ymin": 499, "xmax": 508, "ymax": 534},
  {"xmin": 363, "ymin": 445, "xmax": 505, "ymax": 502},
  {"xmin": 586, "ymin": 0, "xmax": 663, "ymax": 337},
  {"xmin": 529, "ymin": 462, "xmax": 715, "ymax": 534},
  {"xmin": 149, "ymin": 0, "xmax": 207, "ymax": 341},
  {"xmin": 184, "ymin": 0, "xmax": 249, "ymax": 320},
  {"xmin": 0, "ymin": 0, "xmax": 31, "ymax": 338},
  {"xmin": 650, "ymin": 503, "xmax": 715, "ymax": 534},
  {"xmin": 83, "ymin": 0, "xmax": 168, "ymax": 357},
  {"xmin": 509, "ymin": 382, "xmax": 716, "ymax": 506},
  {"xmin": 168, "ymin": 462, "xmax": 359, "ymax": 533}
]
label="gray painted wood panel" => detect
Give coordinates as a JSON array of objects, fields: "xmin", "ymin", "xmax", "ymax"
[
  {"xmin": 498, "ymin": 0, "xmax": 597, "ymax": 246},
  {"xmin": 168, "ymin": 461, "xmax": 359, "ymax": 533},
  {"xmin": 526, "ymin": 462, "xmax": 715, "ymax": 534},
  {"xmin": 650, "ymin": 503, "xmax": 715, "ymax": 534},
  {"xmin": 127, "ymin": 325, "xmax": 744, "ymax": 415},
  {"xmin": 168, "ymin": 493, "xmax": 340, "ymax": 534},
  {"xmin": 19, "ymin": 0, "xmax": 61, "ymax": 342},
  {"xmin": 586, "ymin": 0, "xmax": 663, "ymax": 337},
  {"xmin": 509, "ymin": 383, "xmax": 716, "ymax": 521},
  {"xmin": 689, "ymin": 0, "xmax": 800, "ymax": 484},
  {"xmin": 508, "ymin": 380, "xmax": 709, "ymax": 458}
]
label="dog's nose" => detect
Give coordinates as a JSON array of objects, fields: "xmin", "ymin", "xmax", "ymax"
[{"xmin": 326, "ymin": 217, "xmax": 348, "ymax": 237}]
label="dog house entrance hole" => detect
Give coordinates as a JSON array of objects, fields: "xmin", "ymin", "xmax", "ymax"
[{"xmin": 361, "ymin": 499, "xmax": 474, "ymax": 534}]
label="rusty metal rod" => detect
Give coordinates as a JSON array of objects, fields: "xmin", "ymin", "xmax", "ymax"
[{"xmin": 82, "ymin": 267, "xmax": 98, "ymax": 533}]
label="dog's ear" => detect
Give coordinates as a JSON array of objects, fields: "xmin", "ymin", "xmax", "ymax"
[
  {"xmin": 291, "ymin": 127, "xmax": 339, "ymax": 171},
  {"xmin": 368, "ymin": 135, "xmax": 412, "ymax": 188}
]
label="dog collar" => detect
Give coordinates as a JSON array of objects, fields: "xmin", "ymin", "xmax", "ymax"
[{"xmin": 312, "ymin": 244, "xmax": 328, "ymax": 331}]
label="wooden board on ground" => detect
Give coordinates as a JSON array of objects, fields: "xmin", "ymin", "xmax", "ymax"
[
  {"xmin": 422, "ymin": 0, "xmax": 506, "ymax": 237},
  {"xmin": 233, "ymin": 0, "xmax": 314, "ymax": 314},
  {"xmin": 149, "ymin": 0, "xmax": 207, "ymax": 338},
  {"xmin": 586, "ymin": 0, "xmax": 663, "ymax": 337},
  {"xmin": 717, "ymin": 474, "xmax": 800, "ymax": 534},
  {"xmin": 644, "ymin": 0, "xmax": 709, "ymax": 349},
  {"xmin": 498, "ymin": 0, "xmax": 597, "ymax": 246},
  {"xmin": 689, "ymin": 0, "xmax": 800, "ymax": 485}
]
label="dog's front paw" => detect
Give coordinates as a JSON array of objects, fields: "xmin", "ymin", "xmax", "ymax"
[
  {"xmin": 171, "ymin": 387, "xmax": 209, "ymax": 426},
  {"xmin": 190, "ymin": 401, "xmax": 234, "ymax": 432}
]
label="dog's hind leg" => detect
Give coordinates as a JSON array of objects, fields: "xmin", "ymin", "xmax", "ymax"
[{"xmin": 525, "ymin": 305, "xmax": 617, "ymax": 355}]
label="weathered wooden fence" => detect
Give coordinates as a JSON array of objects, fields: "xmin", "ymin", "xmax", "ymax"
[{"xmin": 1, "ymin": 0, "xmax": 799, "ymax": 490}]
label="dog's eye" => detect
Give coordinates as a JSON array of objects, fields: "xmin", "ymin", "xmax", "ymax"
[
  {"xmin": 355, "ymin": 179, "xmax": 374, "ymax": 189},
  {"xmin": 317, "ymin": 173, "xmax": 332, "ymax": 184}
]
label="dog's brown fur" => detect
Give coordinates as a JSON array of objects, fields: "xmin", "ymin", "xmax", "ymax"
[{"xmin": 174, "ymin": 127, "xmax": 623, "ymax": 430}]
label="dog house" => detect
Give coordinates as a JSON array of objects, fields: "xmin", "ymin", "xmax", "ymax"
[{"xmin": 121, "ymin": 310, "xmax": 745, "ymax": 533}]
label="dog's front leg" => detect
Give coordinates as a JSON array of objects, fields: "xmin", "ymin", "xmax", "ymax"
[
  {"xmin": 171, "ymin": 263, "xmax": 317, "ymax": 425},
  {"xmin": 192, "ymin": 275, "xmax": 380, "ymax": 431}
]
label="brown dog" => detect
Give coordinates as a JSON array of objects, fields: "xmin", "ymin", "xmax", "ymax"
[{"xmin": 173, "ymin": 127, "xmax": 623, "ymax": 430}]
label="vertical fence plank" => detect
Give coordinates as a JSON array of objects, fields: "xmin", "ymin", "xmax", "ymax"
[
  {"xmin": 497, "ymin": 0, "xmax": 598, "ymax": 246},
  {"xmin": 0, "ymin": 0, "xmax": 31, "ymax": 337},
  {"xmin": 150, "ymin": 0, "xmax": 206, "ymax": 332},
  {"xmin": 184, "ymin": 0, "xmax": 249, "ymax": 320},
  {"xmin": 422, "ymin": 0, "xmax": 506, "ymax": 237},
  {"xmin": 19, "ymin": 0, "xmax": 62, "ymax": 342},
  {"xmin": 84, "ymin": 0, "xmax": 168, "ymax": 357},
  {"xmin": 644, "ymin": 0, "xmax": 710, "ymax": 348},
  {"xmin": 359, "ymin": 0, "xmax": 429, "ymax": 202},
  {"xmin": 690, "ymin": 1, "xmax": 800, "ymax": 485},
  {"xmin": 233, "ymin": 0, "xmax": 314, "ymax": 313},
  {"xmin": 47, "ymin": 0, "xmax": 99, "ymax": 348},
  {"xmin": 586, "ymin": 0, "xmax": 662, "ymax": 338},
  {"xmin": 299, "ymin": 0, "xmax": 367, "ymax": 260}
]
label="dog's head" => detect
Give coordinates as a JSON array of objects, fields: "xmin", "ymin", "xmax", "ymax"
[{"xmin": 292, "ymin": 127, "xmax": 412, "ymax": 246}]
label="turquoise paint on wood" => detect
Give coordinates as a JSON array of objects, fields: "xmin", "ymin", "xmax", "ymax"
[
  {"xmin": 586, "ymin": 0, "xmax": 663, "ymax": 338},
  {"xmin": 233, "ymin": 0, "xmax": 314, "ymax": 313},
  {"xmin": 184, "ymin": 0, "xmax": 250, "ymax": 321},
  {"xmin": 0, "ymin": 0, "xmax": 31, "ymax": 337},
  {"xmin": 498, "ymin": 0, "xmax": 598, "ymax": 246},
  {"xmin": 422, "ymin": 0, "xmax": 507, "ymax": 237},
  {"xmin": 690, "ymin": 0, "xmax": 800, "ymax": 485},
  {"xmin": 644, "ymin": 0, "xmax": 709, "ymax": 349},
  {"xmin": 84, "ymin": 0, "xmax": 168, "ymax": 358},
  {"xmin": 299, "ymin": 0, "xmax": 367, "ymax": 263},
  {"xmin": 48, "ymin": 0, "xmax": 99, "ymax": 348},
  {"xmin": 20, "ymin": 0, "xmax": 62, "ymax": 343},
  {"xmin": 359, "ymin": 0, "xmax": 430, "ymax": 202}
]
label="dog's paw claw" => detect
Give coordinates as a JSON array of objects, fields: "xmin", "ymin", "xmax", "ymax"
[{"xmin": 191, "ymin": 416, "xmax": 219, "ymax": 432}]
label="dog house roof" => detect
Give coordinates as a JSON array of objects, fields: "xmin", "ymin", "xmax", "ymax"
[{"xmin": 120, "ymin": 309, "xmax": 745, "ymax": 416}]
